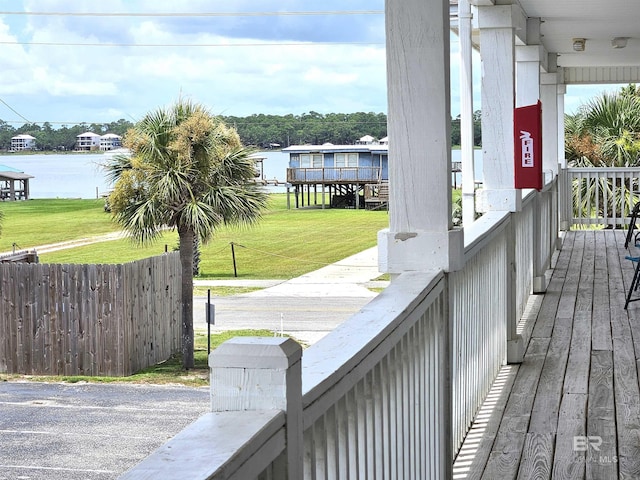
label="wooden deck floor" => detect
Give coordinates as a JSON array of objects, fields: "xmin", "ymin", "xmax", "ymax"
[{"xmin": 453, "ymin": 230, "xmax": 640, "ymax": 480}]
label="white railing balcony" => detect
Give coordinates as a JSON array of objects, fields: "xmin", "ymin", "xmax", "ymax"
[
  {"xmin": 286, "ymin": 167, "xmax": 382, "ymax": 184},
  {"xmin": 559, "ymin": 166, "xmax": 640, "ymax": 229},
  {"xmin": 121, "ymin": 174, "xmax": 562, "ymax": 479}
]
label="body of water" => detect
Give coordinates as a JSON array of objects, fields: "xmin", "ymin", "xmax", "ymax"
[
  {"xmin": 0, "ymin": 153, "xmax": 111, "ymax": 199},
  {"xmin": 0, "ymin": 149, "xmax": 482, "ymax": 199}
]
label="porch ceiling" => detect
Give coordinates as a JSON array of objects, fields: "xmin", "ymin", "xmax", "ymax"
[
  {"xmin": 519, "ymin": 0, "xmax": 640, "ymax": 68},
  {"xmin": 458, "ymin": 0, "xmax": 640, "ymax": 83}
]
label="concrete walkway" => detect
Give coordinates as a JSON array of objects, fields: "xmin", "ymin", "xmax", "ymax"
[
  {"xmin": 193, "ymin": 246, "xmax": 386, "ymax": 297},
  {"xmin": 193, "ymin": 247, "xmax": 388, "ymax": 345}
]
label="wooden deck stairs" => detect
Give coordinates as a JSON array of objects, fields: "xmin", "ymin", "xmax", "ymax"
[{"xmin": 364, "ymin": 181, "xmax": 389, "ymax": 210}]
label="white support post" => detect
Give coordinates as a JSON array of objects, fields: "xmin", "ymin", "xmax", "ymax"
[
  {"xmin": 557, "ymin": 79, "xmax": 567, "ymax": 170},
  {"xmin": 505, "ymin": 220, "xmax": 524, "ymax": 363},
  {"xmin": 476, "ymin": 4, "xmax": 521, "ymax": 213},
  {"xmin": 515, "ymin": 45, "xmax": 542, "ymax": 108},
  {"xmin": 541, "ymin": 60, "xmax": 560, "ymax": 178},
  {"xmin": 535, "ymin": 65, "xmax": 562, "ymax": 291},
  {"xmin": 380, "ymin": 0, "xmax": 464, "ymax": 274},
  {"xmin": 515, "ymin": 43, "xmax": 548, "ymax": 294},
  {"xmin": 532, "ymin": 192, "xmax": 548, "ymax": 293},
  {"xmin": 477, "ymin": 4, "xmax": 531, "ymax": 363},
  {"xmin": 557, "ymin": 80, "xmax": 570, "ymax": 233},
  {"xmin": 209, "ymin": 337, "xmax": 303, "ymax": 479},
  {"xmin": 459, "ymin": 0, "xmax": 476, "ymax": 227}
]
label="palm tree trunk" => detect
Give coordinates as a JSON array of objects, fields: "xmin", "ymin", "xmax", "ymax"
[{"xmin": 178, "ymin": 227, "xmax": 195, "ymax": 369}]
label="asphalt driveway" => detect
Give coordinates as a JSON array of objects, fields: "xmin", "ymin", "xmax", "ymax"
[{"xmin": 0, "ymin": 382, "xmax": 209, "ymax": 479}]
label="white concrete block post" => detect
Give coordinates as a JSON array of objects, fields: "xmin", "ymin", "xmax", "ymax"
[{"xmin": 209, "ymin": 337, "xmax": 303, "ymax": 479}]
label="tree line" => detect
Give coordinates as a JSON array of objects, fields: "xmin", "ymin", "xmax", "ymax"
[{"xmin": 0, "ymin": 111, "xmax": 482, "ymax": 151}]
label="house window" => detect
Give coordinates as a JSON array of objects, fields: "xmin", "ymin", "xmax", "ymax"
[
  {"xmin": 300, "ymin": 154, "xmax": 323, "ymax": 168},
  {"xmin": 335, "ymin": 153, "xmax": 359, "ymax": 167}
]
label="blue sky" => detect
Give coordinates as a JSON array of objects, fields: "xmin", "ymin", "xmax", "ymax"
[{"xmin": 0, "ymin": 1, "xmax": 622, "ymax": 128}]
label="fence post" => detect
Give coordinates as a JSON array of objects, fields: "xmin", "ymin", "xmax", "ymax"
[{"xmin": 209, "ymin": 337, "xmax": 303, "ymax": 479}]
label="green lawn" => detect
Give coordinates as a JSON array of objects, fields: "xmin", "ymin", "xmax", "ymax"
[
  {"xmin": 0, "ymin": 198, "xmax": 119, "ymax": 251},
  {"xmin": 2, "ymin": 194, "xmax": 390, "ymax": 279}
]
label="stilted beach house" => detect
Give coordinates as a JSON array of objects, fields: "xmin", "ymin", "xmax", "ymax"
[{"xmin": 283, "ymin": 135, "xmax": 389, "ymax": 210}]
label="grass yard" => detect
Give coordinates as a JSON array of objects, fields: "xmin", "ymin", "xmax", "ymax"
[
  {"xmin": 0, "ymin": 198, "xmax": 119, "ymax": 252},
  {"xmin": 34, "ymin": 194, "xmax": 390, "ymax": 279}
]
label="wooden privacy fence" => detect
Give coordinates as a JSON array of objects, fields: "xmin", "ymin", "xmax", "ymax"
[{"xmin": 0, "ymin": 252, "xmax": 182, "ymax": 377}]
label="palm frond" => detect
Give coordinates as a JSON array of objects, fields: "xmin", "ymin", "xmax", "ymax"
[{"xmin": 107, "ymin": 97, "xmax": 268, "ymax": 244}]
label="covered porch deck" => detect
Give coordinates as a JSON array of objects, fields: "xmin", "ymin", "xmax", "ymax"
[
  {"xmin": 454, "ymin": 229, "xmax": 640, "ymax": 479},
  {"xmin": 0, "ymin": 168, "xmax": 33, "ymax": 201}
]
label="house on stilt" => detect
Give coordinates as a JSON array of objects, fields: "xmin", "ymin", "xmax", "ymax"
[{"xmin": 282, "ymin": 135, "xmax": 389, "ymax": 210}]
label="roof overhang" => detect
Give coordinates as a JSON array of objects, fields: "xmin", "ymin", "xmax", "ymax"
[
  {"xmin": 450, "ymin": 0, "xmax": 640, "ymax": 85},
  {"xmin": 0, "ymin": 172, "xmax": 34, "ymax": 180},
  {"xmin": 283, "ymin": 145, "xmax": 389, "ymax": 154}
]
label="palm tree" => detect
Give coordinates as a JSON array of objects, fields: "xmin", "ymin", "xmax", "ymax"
[
  {"xmin": 103, "ymin": 99, "xmax": 269, "ymax": 369},
  {"xmin": 565, "ymin": 86, "xmax": 640, "ymax": 222}
]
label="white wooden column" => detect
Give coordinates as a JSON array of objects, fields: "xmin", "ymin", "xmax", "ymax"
[
  {"xmin": 476, "ymin": 4, "xmax": 521, "ymax": 213},
  {"xmin": 477, "ymin": 3, "xmax": 527, "ymax": 363},
  {"xmin": 557, "ymin": 79, "xmax": 567, "ymax": 170},
  {"xmin": 516, "ymin": 37, "xmax": 548, "ymax": 295},
  {"xmin": 557, "ymin": 79, "xmax": 569, "ymax": 232},
  {"xmin": 379, "ymin": 0, "xmax": 463, "ymax": 274},
  {"xmin": 459, "ymin": 0, "xmax": 476, "ymax": 227},
  {"xmin": 515, "ymin": 48, "xmax": 541, "ymax": 107},
  {"xmin": 541, "ymin": 72, "xmax": 560, "ymax": 177}
]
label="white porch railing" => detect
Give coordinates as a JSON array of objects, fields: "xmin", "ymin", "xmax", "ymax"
[
  {"xmin": 121, "ymin": 180, "xmax": 559, "ymax": 480},
  {"xmin": 559, "ymin": 166, "xmax": 640, "ymax": 228}
]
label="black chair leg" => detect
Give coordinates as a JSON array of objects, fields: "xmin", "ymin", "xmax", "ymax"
[
  {"xmin": 625, "ymin": 202, "xmax": 640, "ymax": 248},
  {"xmin": 625, "ymin": 259, "xmax": 640, "ymax": 309}
]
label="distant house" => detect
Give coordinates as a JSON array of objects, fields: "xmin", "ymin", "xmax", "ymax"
[
  {"xmin": 76, "ymin": 132, "xmax": 101, "ymax": 151},
  {"xmin": 356, "ymin": 135, "xmax": 377, "ymax": 145},
  {"xmin": 282, "ymin": 138, "xmax": 389, "ymax": 210},
  {"xmin": 99, "ymin": 133, "xmax": 122, "ymax": 151},
  {"xmin": 10, "ymin": 134, "xmax": 36, "ymax": 151}
]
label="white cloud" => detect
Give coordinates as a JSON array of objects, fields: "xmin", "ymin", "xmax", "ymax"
[{"xmin": 0, "ymin": 1, "xmax": 623, "ymax": 129}]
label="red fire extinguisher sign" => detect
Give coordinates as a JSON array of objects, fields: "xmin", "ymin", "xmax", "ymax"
[{"xmin": 514, "ymin": 100, "xmax": 542, "ymax": 190}]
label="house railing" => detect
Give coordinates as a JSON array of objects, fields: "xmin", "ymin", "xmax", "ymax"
[
  {"xmin": 559, "ymin": 166, "xmax": 640, "ymax": 228},
  {"xmin": 122, "ymin": 180, "xmax": 559, "ymax": 479},
  {"xmin": 287, "ymin": 166, "xmax": 382, "ymax": 183}
]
